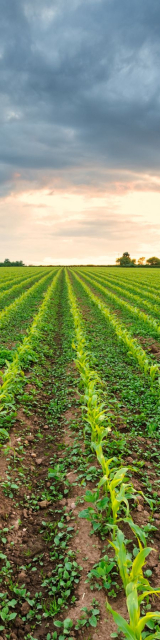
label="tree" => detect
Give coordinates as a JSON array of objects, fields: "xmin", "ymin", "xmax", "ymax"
[
  {"xmin": 116, "ymin": 252, "xmax": 136, "ymax": 267},
  {"xmin": 146, "ymin": 256, "xmax": 160, "ymax": 266},
  {"xmin": 0, "ymin": 259, "xmax": 25, "ymax": 267},
  {"xmin": 138, "ymin": 257, "xmax": 145, "ymax": 265}
]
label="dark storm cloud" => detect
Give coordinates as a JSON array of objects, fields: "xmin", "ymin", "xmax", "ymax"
[{"xmin": 1, "ymin": 0, "xmax": 160, "ymax": 188}]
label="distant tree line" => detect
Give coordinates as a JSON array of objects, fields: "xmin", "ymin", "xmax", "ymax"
[
  {"xmin": 116, "ymin": 253, "xmax": 160, "ymax": 267},
  {"xmin": 0, "ymin": 258, "xmax": 25, "ymax": 267}
]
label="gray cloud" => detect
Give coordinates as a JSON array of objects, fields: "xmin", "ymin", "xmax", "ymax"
[{"xmin": 1, "ymin": 0, "xmax": 160, "ymax": 192}]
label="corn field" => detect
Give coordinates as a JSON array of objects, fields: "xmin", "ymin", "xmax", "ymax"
[{"xmin": 0, "ymin": 266, "xmax": 160, "ymax": 640}]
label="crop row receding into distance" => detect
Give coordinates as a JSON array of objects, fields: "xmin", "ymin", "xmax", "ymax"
[{"xmin": 72, "ymin": 270, "xmax": 160, "ymax": 386}]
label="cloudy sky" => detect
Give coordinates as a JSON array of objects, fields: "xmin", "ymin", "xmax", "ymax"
[{"xmin": 0, "ymin": 0, "xmax": 160, "ymax": 265}]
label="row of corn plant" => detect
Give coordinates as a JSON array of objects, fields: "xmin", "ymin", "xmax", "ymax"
[
  {"xmin": 0, "ymin": 268, "xmax": 52, "ymax": 311},
  {"xmin": 65, "ymin": 269, "xmax": 160, "ymax": 640},
  {"xmin": 0, "ymin": 269, "xmax": 61, "ymax": 428},
  {"xmin": 98, "ymin": 268, "xmax": 160, "ymax": 296},
  {"xmin": 75, "ymin": 269, "xmax": 160, "ymax": 342},
  {"xmin": 0, "ymin": 268, "xmax": 57, "ymax": 336},
  {"xmin": 82, "ymin": 268, "xmax": 160, "ymax": 316},
  {"xmin": 94, "ymin": 269, "xmax": 160, "ymax": 306},
  {"xmin": 0, "ymin": 268, "xmax": 43, "ymax": 293},
  {"xmin": 71, "ymin": 271, "xmax": 159, "ymax": 385}
]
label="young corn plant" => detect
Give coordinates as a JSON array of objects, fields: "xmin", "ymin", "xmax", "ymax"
[{"xmin": 107, "ymin": 528, "xmax": 160, "ymax": 640}]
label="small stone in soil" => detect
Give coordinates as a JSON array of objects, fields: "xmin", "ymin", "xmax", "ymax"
[
  {"xmin": 39, "ymin": 500, "xmax": 51, "ymax": 508},
  {"xmin": 36, "ymin": 458, "xmax": 43, "ymax": 465},
  {"xmin": 18, "ymin": 571, "xmax": 26, "ymax": 582},
  {"xmin": 21, "ymin": 601, "xmax": 30, "ymax": 615},
  {"xmin": 15, "ymin": 617, "xmax": 23, "ymax": 628},
  {"xmin": 25, "ymin": 624, "xmax": 30, "ymax": 633}
]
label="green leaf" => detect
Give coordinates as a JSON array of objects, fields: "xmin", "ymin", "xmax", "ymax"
[
  {"xmin": 107, "ymin": 603, "xmax": 135, "ymax": 640},
  {"xmin": 89, "ymin": 615, "xmax": 98, "ymax": 627},
  {"xmin": 130, "ymin": 547, "xmax": 152, "ymax": 581},
  {"xmin": 138, "ymin": 613, "xmax": 160, "ymax": 634},
  {"xmin": 78, "ymin": 509, "xmax": 90, "ymax": 519},
  {"xmin": 65, "ymin": 562, "xmax": 72, "ymax": 570},
  {"xmin": 144, "ymin": 634, "xmax": 160, "ymax": 640},
  {"xmin": 54, "ymin": 620, "xmax": 63, "ymax": 628},
  {"xmin": 125, "ymin": 517, "xmax": 146, "ymax": 546},
  {"xmin": 8, "ymin": 599, "xmax": 17, "ymax": 607},
  {"xmin": 8, "ymin": 612, "xmax": 17, "ymax": 620},
  {"xmin": 63, "ymin": 618, "xmax": 73, "ymax": 629}
]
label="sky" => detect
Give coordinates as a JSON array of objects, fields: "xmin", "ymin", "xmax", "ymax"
[{"xmin": 0, "ymin": 0, "xmax": 160, "ymax": 265}]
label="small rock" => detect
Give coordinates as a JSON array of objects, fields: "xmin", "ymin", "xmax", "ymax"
[
  {"xmin": 71, "ymin": 502, "xmax": 76, "ymax": 509},
  {"xmin": 46, "ymin": 481, "xmax": 50, "ymax": 487},
  {"xmin": 143, "ymin": 510, "xmax": 149, "ymax": 519},
  {"xmin": 154, "ymin": 513, "xmax": 160, "ymax": 519},
  {"xmin": 137, "ymin": 504, "xmax": 143, "ymax": 512},
  {"xmin": 27, "ymin": 435, "xmax": 34, "ymax": 442},
  {"xmin": 60, "ymin": 498, "xmax": 67, "ymax": 506},
  {"xmin": 66, "ymin": 515, "xmax": 70, "ymax": 521},
  {"xmin": 147, "ymin": 549, "xmax": 158, "ymax": 568},
  {"xmin": 23, "ymin": 509, "xmax": 28, "ymax": 518},
  {"xmin": 36, "ymin": 458, "xmax": 43, "ymax": 465},
  {"xmin": 25, "ymin": 624, "xmax": 30, "ymax": 633},
  {"xmin": 43, "ymin": 424, "xmax": 49, "ymax": 429},
  {"xmin": 18, "ymin": 571, "xmax": 26, "ymax": 582},
  {"xmin": 39, "ymin": 500, "xmax": 51, "ymax": 509},
  {"xmin": 30, "ymin": 465, "xmax": 35, "ymax": 471},
  {"xmin": 21, "ymin": 601, "xmax": 30, "ymax": 615},
  {"xmin": 28, "ymin": 541, "xmax": 43, "ymax": 556},
  {"xmin": 15, "ymin": 617, "xmax": 23, "ymax": 628},
  {"xmin": 24, "ymin": 440, "xmax": 29, "ymax": 445},
  {"xmin": 31, "ymin": 452, "xmax": 36, "ymax": 458},
  {"xmin": 138, "ymin": 494, "xmax": 144, "ymax": 502}
]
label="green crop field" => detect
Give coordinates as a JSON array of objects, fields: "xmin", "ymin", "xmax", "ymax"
[{"xmin": 0, "ymin": 267, "xmax": 160, "ymax": 640}]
